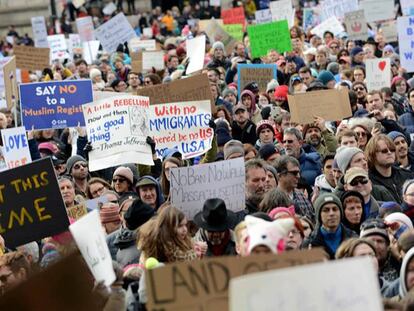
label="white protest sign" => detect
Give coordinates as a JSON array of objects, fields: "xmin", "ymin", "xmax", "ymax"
[
  {"xmin": 321, "ymin": 0, "xmax": 358, "ymax": 21},
  {"xmin": 142, "ymin": 51, "xmax": 165, "ymax": 71},
  {"xmin": 94, "ymin": 13, "xmax": 137, "ymax": 53},
  {"xmin": 366, "ymin": 58, "xmax": 391, "ymax": 91},
  {"xmin": 6, "ymin": 36, "xmax": 14, "ymax": 45},
  {"xmin": 83, "ymin": 40, "xmax": 100, "ymax": 65},
  {"xmin": 170, "ymin": 157, "xmax": 245, "ymax": 220},
  {"xmin": 209, "ymin": 0, "xmax": 220, "ymax": 6},
  {"xmin": 76, "ymin": 16, "xmax": 95, "ymax": 42},
  {"xmin": 143, "ymin": 27, "xmax": 153, "ymax": 38},
  {"xmin": 69, "ymin": 210, "xmax": 116, "ymax": 286},
  {"xmin": 0, "ymin": 57, "xmax": 21, "ymax": 102},
  {"xmin": 68, "ymin": 34, "xmax": 82, "ymax": 56},
  {"xmin": 311, "ymin": 16, "xmax": 345, "ymax": 38},
  {"xmin": 255, "ymin": 9, "xmax": 272, "ymax": 24},
  {"xmin": 401, "ymin": 0, "xmax": 414, "ymax": 16},
  {"xmin": 129, "ymin": 38, "xmax": 156, "ymax": 53},
  {"xmin": 229, "ymin": 257, "xmax": 382, "ymax": 311},
  {"xmin": 1, "ymin": 126, "xmax": 32, "ymax": 169},
  {"xmin": 269, "ymin": 0, "xmax": 294, "ymax": 28},
  {"xmin": 0, "ymin": 147, "xmax": 7, "ymax": 172},
  {"xmin": 149, "ymin": 100, "xmax": 212, "ymax": 159},
  {"xmin": 85, "ymin": 196, "xmax": 108, "ymax": 211},
  {"xmin": 344, "ymin": 10, "xmax": 369, "ymax": 41},
  {"xmin": 72, "ymin": 0, "xmax": 85, "ymax": 9},
  {"xmin": 31, "ymin": 16, "xmax": 48, "ymax": 48},
  {"xmin": 186, "ymin": 35, "xmax": 206, "ymax": 75},
  {"xmin": 102, "ymin": 2, "xmax": 117, "ymax": 15},
  {"xmin": 381, "ymin": 20, "xmax": 398, "ymax": 42},
  {"xmin": 83, "ymin": 95, "xmax": 153, "ymax": 171},
  {"xmin": 398, "ymin": 16, "xmax": 414, "ymax": 73},
  {"xmin": 359, "ymin": 0, "xmax": 394, "ymax": 23},
  {"xmin": 47, "ymin": 34, "xmax": 69, "ymax": 61}
]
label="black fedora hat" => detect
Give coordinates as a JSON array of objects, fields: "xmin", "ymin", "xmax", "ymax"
[{"xmin": 194, "ymin": 198, "xmax": 236, "ymax": 232}]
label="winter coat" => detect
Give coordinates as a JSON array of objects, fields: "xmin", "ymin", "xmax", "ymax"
[
  {"xmin": 232, "ymin": 120, "xmax": 257, "ymax": 146},
  {"xmin": 399, "ymin": 111, "xmax": 414, "ymax": 135},
  {"xmin": 298, "ymin": 149, "xmax": 322, "ymax": 187}
]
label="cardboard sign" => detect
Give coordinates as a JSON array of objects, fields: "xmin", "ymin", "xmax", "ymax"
[
  {"xmin": 13, "ymin": 45, "xmax": 50, "ymax": 71},
  {"xmin": 94, "ymin": 13, "xmax": 137, "ymax": 53},
  {"xmin": 31, "ymin": 16, "xmax": 48, "ymax": 48},
  {"xmin": 223, "ymin": 24, "xmax": 244, "ymax": 41},
  {"xmin": 237, "ymin": 64, "xmax": 277, "ymax": 98},
  {"xmin": 129, "ymin": 38, "xmax": 156, "ymax": 52},
  {"xmin": 186, "ymin": 35, "xmax": 206, "ymax": 75},
  {"xmin": 381, "ymin": 20, "xmax": 398, "ymax": 42},
  {"xmin": 146, "ymin": 249, "xmax": 325, "ymax": 311},
  {"xmin": 20, "ymin": 80, "xmax": 93, "ymax": 130},
  {"xmin": 149, "ymin": 100, "xmax": 212, "ymax": 160},
  {"xmin": 204, "ymin": 20, "xmax": 238, "ymax": 55},
  {"xmin": 142, "ymin": 51, "xmax": 165, "ymax": 71},
  {"xmin": 269, "ymin": 0, "xmax": 294, "ymax": 27},
  {"xmin": 1, "ymin": 126, "xmax": 32, "ymax": 169},
  {"xmin": 288, "ymin": 89, "xmax": 352, "ymax": 123},
  {"xmin": 47, "ymin": 34, "xmax": 70, "ymax": 61},
  {"xmin": 360, "ymin": 0, "xmax": 394, "ymax": 23},
  {"xmin": 401, "ymin": 0, "xmax": 414, "ymax": 16},
  {"xmin": 398, "ymin": 16, "xmax": 414, "ymax": 73},
  {"xmin": 221, "ymin": 7, "xmax": 245, "ymax": 25},
  {"xmin": 0, "ymin": 57, "xmax": 21, "ymax": 100},
  {"xmin": 345, "ymin": 10, "xmax": 369, "ymax": 41},
  {"xmin": 255, "ymin": 9, "xmax": 272, "ymax": 24},
  {"xmin": 2, "ymin": 56, "xmax": 18, "ymax": 110},
  {"xmin": 230, "ymin": 257, "xmax": 382, "ymax": 311},
  {"xmin": 83, "ymin": 94, "xmax": 153, "ymax": 171},
  {"xmin": 199, "ymin": 18, "xmax": 223, "ymax": 32},
  {"xmin": 311, "ymin": 16, "xmax": 345, "ymax": 38},
  {"xmin": 0, "ymin": 158, "xmax": 69, "ymax": 248},
  {"xmin": 366, "ymin": 58, "xmax": 391, "ymax": 91},
  {"xmin": 69, "ymin": 210, "xmax": 116, "ymax": 286},
  {"xmin": 170, "ymin": 157, "xmax": 244, "ymax": 219},
  {"xmin": 321, "ymin": 0, "xmax": 358, "ymax": 21},
  {"xmin": 247, "ymin": 20, "xmax": 292, "ymax": 58},
  {"xmin": 76, "ymin": 16, "xmax": 95, "ymax": 42},
  {"xmin": 136, "ymin": 74, "xmax": 215, "ymax": 112},
  {"xmin": 67, "ymin": 202, "xmax": 88, "ymax": 220}
]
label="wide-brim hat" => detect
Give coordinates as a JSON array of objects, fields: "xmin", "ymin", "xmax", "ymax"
[{"xmin": 193, "ymin": 198, "xmax": 236, "ymax": 232}]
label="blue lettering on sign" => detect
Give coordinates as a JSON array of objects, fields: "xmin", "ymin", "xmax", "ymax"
[{"xmin": 4, "ymin": 134, "xmax": 28, "ymax": 152}]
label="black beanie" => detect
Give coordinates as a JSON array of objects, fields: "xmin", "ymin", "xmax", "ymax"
[{"xmin": 124, "ymin": 199, "xmax": 155, "ymax": 230}]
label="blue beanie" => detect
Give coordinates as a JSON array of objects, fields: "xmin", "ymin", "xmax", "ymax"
[
  {"xmin": 350, "ymin": 46, "xmax": 363, "ymax": 57},
  {"xmin": 387, "ymin": 131, "xmax": 406, "ymax": 142},
  {"xmin": 317, "ymin": 70, "xmax": 335, "ymax": 86}
]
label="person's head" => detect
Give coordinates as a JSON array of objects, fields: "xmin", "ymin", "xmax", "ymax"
[
  {"xmin": 244, "ymin": 143, "xmax": 258, "ymax": 161},
  {"xmin": 259, "ymin": 188, "xmax": 292, "ymax": 213},
  {"xmin": 353, "ymin": 66, "xmax": 366, "ymax": 83},
  {"xmin": 100, "ymin": 203, "xmax": 121, "ymax": 234},
  {"xmin": 144, "ymin": 73, "xmax": 161, "ymax": 86},
  {"xmin": 408, "ymin": 88, "xmax": 414, "ymax": 109},
  {"xmin": 160, "ymin": 157, "xmax": 181, "ymax": 197},
  {"xmin": 360, "ymin": 218, "xmax": 390, "ymax": 264},
  {"xmin": 223, "ymin": 88, "xmax": 237, "ymax": 105},
  {"xmin": 351, "ymin": 46, "xmax": 365, "ymax": 64},
  {"xmin": 317, "ymin": 70, "xmax": 336, "ymax": 89},
  {"xmin": 365, "ymin": 134, "xmax": 396, "ymax": 171},
  {"xmin": 111, "ymin": 79, "xmax": 128, "ymax": 92},
  {"xmin": 403, "ymin": 180, "xmax": 414, "ymax": 207},
  {"xmin": 322, "ymin": 154, "xmax": 335, "ymax": 187},
  {"xmin": 65, "ymin": 155, "xmax": 88, "ymax": 179},
  {"xmin": 337, "ymin": 129, "xmax": 358, "ymax": 147},
  {"xmin": 344, "ymin": 167, "xmax": 372, "ymax": 200},
  {"xmin": 282, "ymin": 127, "xmax": 303, "ymax": 159},
  {"xmin": 212, "ymin": 41, "xmax": 225, "ymax": 59},
  {"xmin": 315, "ymin": 49, "xmax": 327, "ymax": 65},
  {"xmin": 276, "ymin": 155, "xmax": 301, "ymax": 192},
  {"xmin": 350, "ymin": 124, "xmax": 371, "ymax": 150},
  {"xmin": 58, "ymin": 176, "xmax": 76, "ymax": 207},
  {"xmin": 323, "ymin": 31, "xmax": 334, "ymax": 44},
  {"xmin": 400, "ymin": 247, "xmax": 414, "ymax": 296},
  {"xmin": 341, "ymin": 190, "xmax": 364, "ymax": 227},
  {"xmin": 0, "ymin": 251, "xmax": 30, "ymax": 294},
  {"xmin": 234, "ymin": 221, "xmax": 248, "ymax": 256},
  {"xmin": 284, "ymin": 216, "xmax": 305, "ymax": 251},
  {"xmin": 224, "ymin": 139, "xmax": 244, "ymax": 160},
  {"xmin": 245, "ymin": 159, "xmax": 267, "ymax": 204},
  {"xmin": 86, "ymin": 177, "xmax": 111, "ymax": 199},
  {"xmin": 258, "ymin": 144, "xmax": 280, "ymax": 164},
  {"xmin": 256, "ymin": 120, "xmax": 275, "ymax": 144},
  {"xmin": 112, "ymin": 166, "xmax": 134, "ymax": 194},
  {"xmin": 334, "ymin": 146, "xmax": 367, "ymax": 174},
  {"xmin": 298, "ymin": 66, "xmax": 314, "ymax": 87},
  {"xmin": 385, "ymin": 212, "xmax": 413, "ymax": 241},
  {"xmin": 366, "ymin": 90, "xmax": 384, "ymax": 112},
  {"xmin": 303, "ymin": 124, "xmax": 322, "ymax": 147},
  {"xmin": 136, "ymin": 177, "xmax": 158, "ymax": 209},
  {"xmin": 168, "ymin": 55, "xmax": 179, "ymax": 69},
  {"xmin": 299, "ymin": 216, "xmax": 314, "ymax": 238},
  {"xmin": 233, "ymin": 103, "xmax": 249, "ymax": 126},
  {"xmin": 240, "ymin": 90, "xmax": 256, "ymax": 110},
  {"xmin": 127, "ymin": 72, "xmax": 141, "ymax": 88},
  {"xmin": 314, "ymin": 193, "xmax": 342, "ymax": 232},
  {"xmin": 335, "ymin": 238, "xmax": 378, "ymax": 272},
  {"xmin": 263, "ymin": 164, "xmax": 278, "ymax": 191},
  {"xmin": 75, "ymin": 59, "xmax": 88, "ymax": 73},
  {"xmin": 392, "ymin": 76, "xmax": 408, "ymax": 96},
  {"xmin": 388, "ymin": 131, "xmax": 408, "ymax": 161}
]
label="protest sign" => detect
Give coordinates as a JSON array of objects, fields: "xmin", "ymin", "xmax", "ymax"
[
  {"xmin": 85, "ymin": 195, "xmax": 108, "ymax": 211},
  {"xmin": 136, "ymin": 73, "xmax": 214, "ymax": 112},
  {"xmin": 20, "ymin": 80, "xmax": 93, "ymax": 130},
  {"xmin": 310, "ymin": 16, "xmax": 345, "ymax": 38},
  {"xmin": 247, "ymin": 21, "xmax": 292, "ymax": 58},
  {"xmin": 2, "ymin": 56, "xmax": 18, "ymax": 110},
  {"xmin": 146, "ymin": 249, "xmax": 325, "ymax": 311},
  {"xmin": 94, "ymin": 13, "xmax": 137, "ymax": 53},
  {"xmin": 221, "ymin": 7, "xmax": 245, "ymax": 25},
  {"xmin": 67, "ymin": 203, "xmax": 88, "ymax": 220},
  {"xmin": 0, "ymin": 158, "xmax": 69, "ymax": 248},
  {"xmin": 129, "ymin": 38, "xmax": 156, "ymax": 52},
  {"xmin": 83, "ymin": 40, "xmax": 100, "ymax": 64},
  {"xmin": 398, "ymin": 16, "xmax": 414, "ymax": 73},
  {"xmin": 1, "ymin": 126, "xmax": 32, "ymax": 169},
  {"xmin": 302, "ymin": 7, "xmax": 321, "ymax": 31},
  {"xmin": 0, "ymin": 147, "xmax": 7, "ymax": 172},
  {"xmin": 345, "ymin": 10, "xmax": 369, "ymax": 41},
  {"xmin": 142, "ymin": 51, "xmax": 165, "ymax": 71},
  {"xmin": 143, "ymin": 27, "xmax": 153, "ymax": 37},
  {"xmin": 204, "ymin": 20, "xmax": 237, "ymax": 55},
  {"xmin": 76, "ymin": 16, "xmax": 95, "ymax": 42},
  {"xmin": 0, "ymin": 57, "xmax": 21, "ymax": 100},
  {"xmin": 47, "ymin": 34, "xmax": 70, "ymax": 61},
  {"xmin": 102, "ymin": 1, "xmax": 117, "ymax": 15},
  {"xmin": 360, "ymin": 0, "xmax": 394, "ymax": 23},
  {"xmin": 255, "ymin": 9, "xmax": 272, "ymax": 24},
  {"xmin": 199, "ymin": 18, "xmax": 223, "ymax": 32},
  {"xmin": 93, "ymin": 90, "xmax": 129, "ymax": 101},
  {"xmin": 72, "ymin": 0, "xmax": 85, "ymax": 8},
  {"xmin": 31, "ymin": 16, "xmax": 48, "ymax": 48},
  {"xmin": 288, "ymin": 89, "xmax": 352, "ymax": 124},
  {"xmin": 68, "ymin": 34, "xmax": 82, "ymax": 56},
  {"xmin": 401, "ymin": 0, "xmax": 414, "ymax": 15},
  {"xmin": 83, "ymin": 94, "xmax": 153, "ymax": 171},
  {"xmin": 230, "ymin": 257, "xmax": 382, "ymax": 311},
  {"xmin": 13, "ymin": 45, "xmax": 50, "ymax": 71},
  {"xmin": 186, "ymin": 35, "xmax": 206, "ymax": 75},
  {"xmin": 269, "ymin": 0, "xmax": 294, "ymax": 27},
  {"xmin": 366, "ymin": 58, "xmax": 391, "ymax": 92},
  {"xmin": 223, "ymin": 24, "xmax": 243, "ymax": 41},
  {"xmin": 237, "ymin": 64, "xmax": 277, "ymax": 98},
  {"xmin": 170, "ymin": 157, "xmax": 244, "ymax": 219},
  {"xmin": 381, "ymin": 20, "xmax": 398, "ymax": 42},
  {"xmin": 320, "ymin": 0, "xmax": 358, "ymax": 21},
  {"xmin": 69, "ymin": 210, "xmax": 116, "ymax": 286},
  {"xmin": 149, "ymin": 100, "xmax": 212, "ymax": 160}
]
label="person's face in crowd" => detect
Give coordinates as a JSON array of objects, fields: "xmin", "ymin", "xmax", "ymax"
[
  {"xmin": 234, "ymin": 109, "xmax": 249, "ymax": 125},
  {"xmin": 105, "ymin": 193, "xmax": 118, "ymax": 205},
  {"xmin": 394, "ymin": 136, "xmax": 408, "ymax": 160},
  {"xmin": 305, "ymin": 127, "xmax": 321, "ymax": 147},
  {"xmin": 42, "ymin": 129, "xmax": 55, "ymax": 140},
  {"xmin": 409, "ymin": 91, "xmax": 414, "ymax": 110},
  {"xmin": 353, "ymin": 126, "xmax": 368, "ymax": 149},
  {"xmin": 210, "ymin": 85, "xmax": 218, "ymax": 99},
  {"xmin": 329, "ymin": 42, "xmax": 339, "ymax": 55},
  {"xmin": 207, "ymin": 231, "xmax": 226, "ymax": 245},
  {"xmin": 0, "ymin": 113, "xmax": 7, "ymax": 129},
  {"xmin": 89, "ymin": 182, "xmax": 107, "ymax": 198},
  {"xmin": 375, "ymin": 140, "xmax": 396, "ymax": 168},
  {"xmin": 315, "ymin": 52, "xmax": 327, "ymax": 65},
  {"xmin": 106, "ymin": 72, "xmax": 116, "ymax": 85},
  {"xmin": 338, "ymin": 60, "xmax": 350, "ymax": 71},
  {"xmin": 265, "ymin": 171, "xmax": 277, "ymax": 191},
  {"xmin": 291, "ymin": 38, "xmax": 302, "ymax": 52},
  {"xmin": 280, "ymin": 162, "xmax": 300, "ymax": 191},
  {"xmin": 267, "ymin": 50, "xmax": 279, "ymax": 63},
  {"xmin": 115, "ymin": 81, "xmax": 127, "ymax": 92},
  {"xmin": 207, "ymin": 70, "xmax": 218, "ymax": 83},
  {"xmin": 245, "ymin": 167, "xmax": 267, "ymax": 199},
  {"xmin": 251, "ymin": 245, "xmax": 272, "ymax": 255},
  {"xmin": 236, "ymin": 43, "xmax": 245, "ymax": 58},
  {"xmin": 347, "ymin": 41, "xmax": 356, "ymax": 52},
  {"xmin": 216, "ymin": 110, "xmax": 226, "ymax": 119},
  {"xmin": 353, "ymin": 243, "xmax": 378, "ymax": 272},
  {"xmin": 281, "ymin": 117, "xmax": 292, "ymax": 131},
  {"xmin": 286, "ymin": 61, "xmax": 297, "ymax": 74},
  {"xmin": 300, "ymin": 219, "xmax": 312, "ymax": 238},
  {"xmin": 77, "ymin": 62, "xmax": 87, "ymax": 73},
  {"xmin": 283, "ymin": 133, "xmax": 301, "ymax": 158},
  {"xmin": 224, "ymin": 93, "xmax": 237, "ymax": 105},
  {"xmin": 258, "ymin": 95, "xmax": 269, "ymax": 108},
  {"xmin": 0, "ymin": 264, "xmax": 26, "ymax": 294},
  {"xmin": 353, "ymin": 69, "xmax": 365, "ymax": 83},
  {"xmin": 349, "ymin": 152, "xmax": 369, "ymax": 171},
  {"xmin": 128, "ymin": 74, "xmax": 140, "ymax": 88},
  {"xmin": 343, "ymin": 196, "xmax": 363, "ymax": 225},
  {"xmin": 323, "ymin": 159, "xmax": 335, "ymax": 186},
  {"xmin": 366, "ymin": 93, "xmax": 384, "ymax": 112},
  {"xmin": 176, "ymin": 217, "xmax": 188, "ymax": 240},
  {"xmin": 139, "ymin": 185, "xmax": 157, "ymax": 208},
  {"xmin": 290, "ymin": 27, "xmax": 298, "ymax": 38},
  {"xmin": 285, "ymin": 226, "xmax": 303, "ymax": 250},
  {"xmin": 164, "ymin": 160, "xmax": 178, "ymax": 181},
  {"xmin": 168, "ymin": 56, "xmax": 179, "ymax": 69},
  {"xmin": 299, "ymin": 72, "xmax": 314, "ymax": 86},
  {"xmin": 404, "ymin": 184, "xmax": 414, "ymax": 206},
  {"xmin": 242, "ymin": 95, "xmax": 252, "ymax": 109},
  {"xmin": 333, "ymin": 167, "xmax": 343, "ymax": 186},
  {"xmin": 365, "ymin": 235, "xmax": 388, "ymax": 264},
  {"xmin": 363, "ymin": 46, "xmax": 375, "ymax": 59},
  {"xmin": 112, "ymin": 175, "xmax": 129, "ymax": 193},
  {"xmin": 99, "ymin": 62, "xmax": 110, "ymax": 73},
  {"xmin": 324, "ymin": 32, "xmax": 333, "ymax": 43},
  {"xmin": 259, "ymin": 128, "xmax": 274, "ymax": 144},
  {"xmin": 354, "ymin": 51, "xmax": 365, "ymax": 64},
  {"xmin": 144, "ymin": 77, "xmax": 153, "ymax": 86},
  {"xmin": 384, "ymin": 110, "xmax": 397, "ymax": 121},
  {"xmin": 396, "ymin": 80, "xmax": 408, "ymax": 95},
  {"xmin": 345, "ymin": 176, "xmax": 372, "ymax": 199},
  {"xmin": 236, "ymin": 227, "xmax": 249, "ymax": 256},
  {"xmin": 71, "ymin": 161, "xmax": 88, "ymax": 180},
  {"xmin": 341, "ymin": 135, "xmax": 358, "ymax": 147},
  {"xmin": 4, "ymin": 113, "xmax": 12, "ymax": 127},
  {"xmin": 406, "ymin": 258, "xmax": 414, "ymax": 292},
  {"xmin": 59, "ymin": 179, "xmax": 75, "ymax": 207},
  {"xmin": 320, "ymin": 203, "xmax": 341, "ymax": 231},
  {"xmin": 214, "ymin": 48, "xmax": 224, "ymax": 59}
]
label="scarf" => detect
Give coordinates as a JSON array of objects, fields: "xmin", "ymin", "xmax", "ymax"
[{"xmin": 320, "ymin": 225, "xmax": 342, "ymax": 254}]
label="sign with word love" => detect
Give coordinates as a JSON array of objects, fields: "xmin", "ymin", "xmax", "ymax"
[
  {"xmin": 1, "ymin": 127, "xmax": 32, "ymax": 169},
  {"xmin": 83, "ymin": 95, "xmax": 153, "ymax": 171},
  {"xmin": 345, "ymin": 10, "xmax": 368, "ymax": 41},
  {"xmin": 19, "ymin": 80, "xmax": 93, "ymax": 130},
  {"xmin": 366, "ymin": 58, "xmax": 391, "ymax": 91},
  {"xmin": 69, "ymin": 210, "xmax": 116, "ymax": 286},
  {"xmin": 0, "ymin": 158, "xmax": 69, "ymax": 248},
  {"xmin": 149, "ymin": 100, "xmax": 212, "ymax": 160},
  {"xmin": 398, "ymin": 16, "xmax": 414, "ymax": 73}
]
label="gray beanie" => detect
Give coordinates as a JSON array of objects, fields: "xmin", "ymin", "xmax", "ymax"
[
  {"xmin": 327, "ymin": 62, "xmax": 339, "ymax": 75},
  {"xmin": 66, "ymin": 155, "xmax": 87, "ymax": 175},
  {"xmin": 213, "ymin": 41, "xmax": 225, "ymax": 53},
  {"xmin": 223, "ymin": 140, "xmax": 244, "ymax": 160},
  {"xmin": 334, "ymin": 146, "xmax": 363, "ymax": 174},
  {"xmin": 266, "ymin": 79, "xmax": 279, "ymax": 93},
  {"xmin": 223, "ymin": 88, "xmax": 237, "ymax": 98},
  {"xmin": 314, "ymin": 193, "xmax": 343, "ymax": 226}
]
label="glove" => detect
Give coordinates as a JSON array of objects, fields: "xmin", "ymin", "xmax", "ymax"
[
  {"xmin": 146, "ymin": 136, "xmax": 156, "ymax": 154},
  {"xmin": 83, "ymin": 141, "xmax": 93, "ymax": 152},
  {"xmin": 208, "ymin": 119, "xmax": 216, "ymax": 134}
]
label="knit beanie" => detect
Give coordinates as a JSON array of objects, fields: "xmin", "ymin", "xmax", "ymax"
[
  {"xmin": 124, "ymin": 199, "xmax": 156, "ymax": 230},
  {"xmin": 379, "ymin": 201, "xmax": 402, "ymax": 218},
  {"xmin": 66, "ymin": 155, "xmax": 87, "ymax": 174},
  {"xmin": 387, "ymin": 131, "xmax": 406, "ymax": 142},
  {"xmin": 113, "ymin": 166, "xmax": 134, "ymax": 184},
  {"xmin": 314, "ymin": 193, "xmax": 343, "ymax": 225},
  {"xmin": 223, "ymin": 139, "xmax": 244, "ymax": 160},
  {"xmin": 256, "ymin": 119, "xmax": 275, "ymax": 135},
  {"xmin": 258, "ymin": 144, "xmax": 278, "ymax": 161},
  {"xmin": 350, "ymin": 46, "xmax": 363, "ymax": 57},
  {"xmin": 360, "ymin": 218, "xmax": 389, "ymax": 242},
  {"xmin": 266, "ymin": 79, "xmax": 279, "ymax": 93},
  {"xmin": 385, "ymin": 212, "xmax": 414, "ymax": 231},
  {"xmin": 223, "ymin": 87, "xmax": 237, "ymax": 98},
  {"xmin": 327, "ymin": 62, "xmax": 339, "ymax": 75},
  {"xmin": 216, "ymin": 127, "xmax": 232, "ymax": 147},
  {"xmin": 100, "ymin": 205, "xmax": 121, "ymax": 224},
  {"xmin": 212, "ymin": 41, "xmax": 225, "ymax": 52},
  {"xmin": 274, "ymin": 85, "xmax": 289, "ymax": 101},
  {"xmin": 334, "ymin": 146, "xmax": 363, "ymax": 174},
  {"xmin": 317, "ymin": 70, "xmax": 335, "ymax": 86}
]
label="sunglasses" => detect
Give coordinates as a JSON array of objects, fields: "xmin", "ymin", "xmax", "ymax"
[
  {"xmin": 112, "ymin": 177, "xmax": 126, "ymax": 183},
  {"xmin": 355, "ymin": 131, "xmax": 367, "ymax": 137},
  {"xmin": 349, "ymin": 177, "xmax": 369, "ymax": 186},
  {"xmin": 286, "ymin": 170, "xmax": 300, "ymax": 176},
  {"xmin": 73, "ymin": 162, "xmax": 87, "ymax": 170},
  {"xmin": 353, "ymin": 87, "xmax": 365, "ymax": 91},
  {"xmin": 377, "ymin": 147, "xmax": 395, "ymax": 154},
  {"xmin": 283, "ymin": 139, "xmax": 295, "ymax": 144}
]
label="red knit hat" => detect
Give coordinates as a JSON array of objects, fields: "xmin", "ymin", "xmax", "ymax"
[
  {"xmin": 256, "ymin": 119, "xmax": 276, "ymax": 135},
  {"xmin": 100, "ymin": 204, "xmax": 121, "ymax": 224},
  {"xmin": 274, "ymin": 85, "xmax": 289, "ymax": 101}
]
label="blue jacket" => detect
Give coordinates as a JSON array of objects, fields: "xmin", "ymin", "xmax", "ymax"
[
  {"xmin": 298, "ymin": 149, "xmax": 322, "ymax": 187},
  {"xmin": 399, "ymin": 111, "xmax": 414, "ymax": 135}
]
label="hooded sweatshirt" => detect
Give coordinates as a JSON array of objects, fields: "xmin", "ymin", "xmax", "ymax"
[
  {"xmin": 240, "ymin": 89, "xmax": 261, "ymax": 124},
  {"xmin": 399, "ymin": 247, "xmax": 414, "ymax": 298},
  {"xmin": 136, "ymin": 175, "xmax": 165, "ymax": 210}
]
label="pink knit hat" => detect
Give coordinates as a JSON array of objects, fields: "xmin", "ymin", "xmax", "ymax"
[
  {"xmin": 268, "ymin": 206, "xmax": 296, "ymax": 220},
  {"xmin": 113, "ymin": 166, "xmax": 134, "ymax": 184}
]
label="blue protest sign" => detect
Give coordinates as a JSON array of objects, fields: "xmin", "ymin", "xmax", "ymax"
[
  {"xmin": 237, "ymin": 63, "xmax": 278, "ymax": 99},
  {"xmin": 19, "ymin": 80, "xmax": 93, "ymax": 130}
]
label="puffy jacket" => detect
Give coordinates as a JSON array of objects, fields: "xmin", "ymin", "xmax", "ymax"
[{"xmin": 298, "ymin": 149, "xmax": 322, "ymax": 187}]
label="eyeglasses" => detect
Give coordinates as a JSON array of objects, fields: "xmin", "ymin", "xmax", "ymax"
[
  {"xmin": 0, "ymin": 273, "xmax": 13, "ymax": 283},
  {"xmin": 112, "ymin": 177, "xmax": 126, "ymax": 183},
  {"xmin": 286, "ymin": 170, "xmax": 300, "ymax": 176},
  {"xmin": 353, "ymin": 87, "xmax": 365, "ymax": 91},
  {"xmin": 330, "ymin": 45, "xmax": 339, "ymax": 49},
  {"xmin": 73, "ymin": 162, "xmax": 87, "ymax": 170},
  {"xmin": 355, "ymin": 131, "xmax": 367, "ymax": 137},
  {"xmin": 290, "ymin": 229, "xmax": 301, "ymax": 235},
  {"xmin": 377, "ymin": 147, "xmax": 395, "ymax": 154},
  {"xmin": 91, "ymin": 185, "xmax": 105, "ymax": 196},
  {"xmin": 349, "ymin": 178, "xmax": 369, "ymax": 186},
  {"xmin": 283, "ymin": 139, "xmax": 295, "ymax": 144}
]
